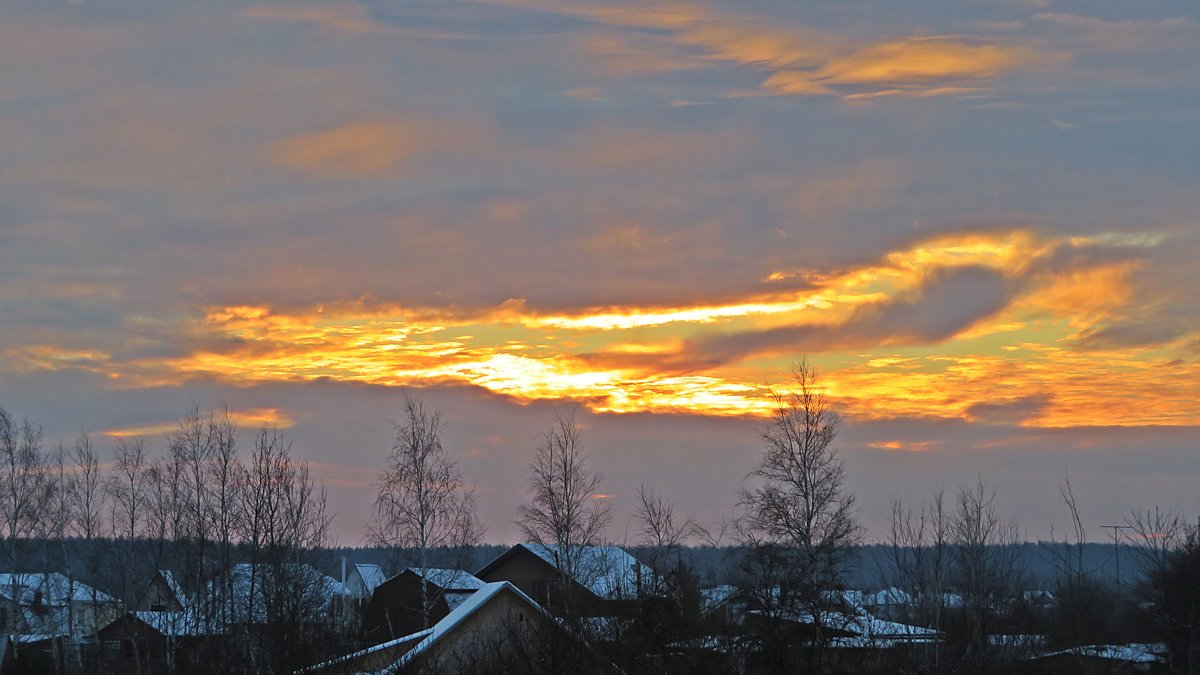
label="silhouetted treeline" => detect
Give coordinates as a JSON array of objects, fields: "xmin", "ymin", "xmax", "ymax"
[{"xmin": 2, "ymin": 390, "xmax": 1198, "ymax": 674}]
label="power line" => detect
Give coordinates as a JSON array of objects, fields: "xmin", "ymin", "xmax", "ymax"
[{"xmin": 1101, "ymin": 524, "xmax": 1134, "ymax": 587}]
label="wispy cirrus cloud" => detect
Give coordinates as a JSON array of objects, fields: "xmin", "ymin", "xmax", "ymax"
[
  {"xmin": 486, "ymin": 0, "xmax": 1053, "ymax": 98},
  {"xmin": 241, "ymin": 4, "xmax": 396, "ymax": 35},
  {"xmin": 272, "ymin": 120, "xmax": 429, "ymax": 178}
]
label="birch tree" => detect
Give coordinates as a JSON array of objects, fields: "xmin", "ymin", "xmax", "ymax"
[
  {"xmin": 736, "ymin": 362, "xmax": 859, "ymax": 672},
  {"xmin": 371, "ymin": 394, "xmax": 482, "ymax": 629},
  {"xmin": 0, "ymin": 408, "xmax": 50, "ymax": 622},
  {"xmin": 517, "ymin": 410, "xmax": 611, "ymax": 620}
]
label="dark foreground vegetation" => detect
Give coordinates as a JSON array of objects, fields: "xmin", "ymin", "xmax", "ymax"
[{"xmin": 1, "ymin": 364, "xmax": 1197, "ymax": 673}]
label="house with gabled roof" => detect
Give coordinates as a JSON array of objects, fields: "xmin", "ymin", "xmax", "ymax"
[
  {"xmin": 94, "ymin": 609, "xmax": 209, "ymax": 674},
  {"xmin": 475, "ymin": 543, "xmax": 654, "ymax": 618},
  {"xmin": 300, "ymin": 581, "xmax": 621, "ymax": 675},
  {"xmin": 344, "ymin": 563, "xmax": 387, "ymax": 601},
  {"xmin": 136, "ymin": 569, "xmax": 189, "ymax": 613},
  {"xmin": 0, "ymin": 572, "xmax": 120, "ymax": 638},
  {"xmin": 362, "ymin": 568, "xmax": 484, "ymax": 645}
]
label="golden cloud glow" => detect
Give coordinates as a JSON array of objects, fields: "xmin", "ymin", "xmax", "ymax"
[
  {"xmin": 868, "ymin": 440, "xmax": 939, "ymax": 452},
  {"xmin": 506, "ymin": 0, "xmax": 1051, "ymax": 98},
  {"xmin": 273, "ymin": 120, "xmax": 425, "ymax": 177},
  {"xmin": 17, "ymin": 230, "xmax": 1193, "ymax": 428},
  {"xmin": 102, "ymin": 407, "xmax": 295, "ymax": 438},
  {"xmin": 241, "ymin": 5, "xmax": 396, "ymax": 35}
]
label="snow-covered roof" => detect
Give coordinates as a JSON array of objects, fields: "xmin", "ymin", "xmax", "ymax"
[
  {"xmin": 355, "ymin": 564, "xmax": 387, "ymax": 594},
  {"xmin": 815, "ymin": 589, "xmax": 871, "ymax": 614},
  {"xmin": 518, "ymin": 543, "xmax": 654, "ymax": 600},
  {"xmin": 295, "ymin": 628, "xmax": 434, "ymax": 673},
  {"xmin": 850, "ymin": 614, "xmax": 941, "ymax": 643},
  {"xmin": 989, "ymin": 634, "xmax": 1047, "ymax": 648},
  {"xmin": 1022, "ymin": 590, "xmax": 1057, "ymax": 606},
  {"xmin": 403, "ymin": 568, "xmax": 485, "ymax": 592},
  {"xmin": 1032, "ymin": 643, "xmax": 1166, "ymax": 664},
  {"xmin": 13, "ymin": 633, "xmax": 58, "ymax": 644},
  {"xmin": 20, "ymin": 607, "xmax": 71, "ymax": 638},
  {"xmin": 157, "ymin": 570, "xmax": 188, "ymax": 608},
  {"xmin": 941, "ymin": 592, "xmax": 964, "ymax": 609},
  {"xmin": 864, "ymin": 587, "xmax": 913, "ymax": 607},
  {"xmin": 0, "ymin": 573, "xmax": 116, "ymax": 606},
  {"xmin": 212, "ymin": 563, "xmax": 346, "ymax": 625},
  {"xmin": 763, "ymin": 607, "xmax": 941, "ymax": 648},
  {"xmin": 131, "ymin": 610, "xmax": 209, "ymax": 637},
  {"xmin": 384, "ymin": 581, "xmax": 546, "ymax": 673},
  {"xmin": 700, "ymin": 584, "xmax": 738, "ymax": 613}
]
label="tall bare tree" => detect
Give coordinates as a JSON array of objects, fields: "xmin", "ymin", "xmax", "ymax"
[
  {"xmin": 950, "ymin": 478, "xmax": 1024, "ymax": 669},
  {"xmin": 371, "ymin": 394, "xmax": 482, "ymax": 629},
  {"xmin": 736, "ymin": 362, "xmax": 859, "ymax": 672},
  {"xmin": 236, "ymin": 425, "xmax": 333, "ymax": 674},
  {"xmin": 1042, "ymin": 470, "xmax": 1116, "ymax": 650},
  {"xmin": 71, "ymin": 432, "xmax": 109, "ymax": 644},
  {"xmin": 1126, "ymin": 506, "xmax": 1185, "ymax": 584},
  {"xmin": 0, "ymin": 407, "xmax": 50, "ymax": 626},
  {"xmin": 886, "ymin": 489, "xmax": 952, "ymax": 666},
  {"xmin": 517, "ymin": 410, "xmax": 611, "ymax": 620},
  {"xmin": 107, "ymin": 435, "xmax": 151, "ymax": 613},
  {"xmin": 634, "ymin": 484, "xmax": 696, "ymax": 587},
  {"xmin": 108, "ymin": 436, "xmax": 149, "ymax": 541},
  {"xmin": 72, "ymin": 432, "xmax": 107, "ymax": 543}
]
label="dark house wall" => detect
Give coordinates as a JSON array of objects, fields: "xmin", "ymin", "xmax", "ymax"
[
  {"xmin": 93, "ymin": 615, "xmax": 171, "ymax": 675},
  {"xmin": 475, "ymin": 547, "xmax": 621, "ymax": 618},
  {"xmin": 362, "ymin": 574, "xmax": 451, "ymax": 645}
]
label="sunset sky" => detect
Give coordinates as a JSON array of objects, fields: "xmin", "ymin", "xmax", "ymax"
[{"xmin": 2, "ymin": 0, "xmax": 1198, "ymax": 545}]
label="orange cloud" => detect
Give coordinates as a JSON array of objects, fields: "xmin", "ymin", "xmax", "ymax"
[
  {"xmin": 241, "ymin": 5, "xmax": 395, "ymax": 35},
  {"xmin": 502, "ymin": 0, "xmax": 1052, "ymax": 98},
  {"xmin": 102, "ymin": 407, "xmax": 295, "ymax": 438},
  {"xmin": 272, "ymin": 120, "xmax": 426, "ymax": 177},
  {"xmin": 867, "ymin": 440, "xmax": 939, "ymax": 452},
  {"xmin": 815, "ymin": 38, "xmax": 1033, "ymax": 86},
  {"xmin": 14, "ymin": 229, "xmax": 1187, "ymax": 428}
]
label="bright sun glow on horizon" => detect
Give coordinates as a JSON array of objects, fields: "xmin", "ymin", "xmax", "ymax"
[{"xmin": 16, "ymin": 230, "xmax": 1195, "ymax": 429}]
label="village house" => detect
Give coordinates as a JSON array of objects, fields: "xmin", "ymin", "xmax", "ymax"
[
  {"xmin": 0, "ymin": 572, "xmax": 120, "ymax": 638},
  {"xmin": 361, "ymin": 567, "xmax": 484, "ymax": 645},
  {"xmin": 342, "ymin": 562, "xmax": 386, "ymax": 602},
  {"xmin": 475, "ymin": 543, "xmax": 654, "ymax": 618},
  {"xmin": 301, "ymin": 581, "xmax": 620, "ymax": 674}
]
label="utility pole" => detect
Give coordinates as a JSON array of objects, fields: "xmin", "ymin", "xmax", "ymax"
[{"xmin": 1101, "ymin": 524, "xmax": 1133, "ymax": 587}]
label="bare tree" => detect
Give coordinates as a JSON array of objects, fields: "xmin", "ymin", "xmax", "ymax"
[
  {"xmin": 236, "ymin": 425, "xmax": 334, "ymax": 673},
  {"xmin": 71, "ymin": 432, "xmax": 107, "ymax": 543},
  {"xmin": 1043, "ymin": 471, "xmax": 1118, "ymax": 650},
  {"xmin": 0, "ymin": 407, "xmax": 50, "ymax": 627},
  {"xmin": 1153, "ymin": 525, "xmax": 1200, "ymax": 674},
  {"xmin": 45, "ymin": 444, "xmax": 76, "ymax": 641},
  {"xmin": 1126, "ymin": 506, "xmax": 1187, "ymax": 658},
  {"xmin": 107, "ymin": 435, "xmax": 152, "ymax": 615},
  {"xmin": 885, "ymin": 489, "xmax": 952, "ymax": 667},
  {"xmin": 629, "ymin": 485, "xmax": 707, "ymax": 670},
  {"xmin": 1126, "ymin": 507, "xmax": 1184, "ymax": 584},
  {"xmin": 370, "ymin": 394, "xmax": 482, "ymax": 630},
  {"xmin": 108, "ymin": 436, "xmax": 149, "ymax": 541},
  {"xmin": 634, "ymin": 484, "xmax": 696, "ymax": 586},
  {"xmin": 207, "ymin": 410, "xmax": 240, "ymax": 634},
  {"xmin": 517, "ymin": 410, "xmax": 611, "ymax": 620},
  {"xmin": 736, "ymin": 362, "xmax": 859, "ymax": 672},
  {"xmin": 949, "ymin": 478, "xmax": 1024, "ymax": 669}
]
